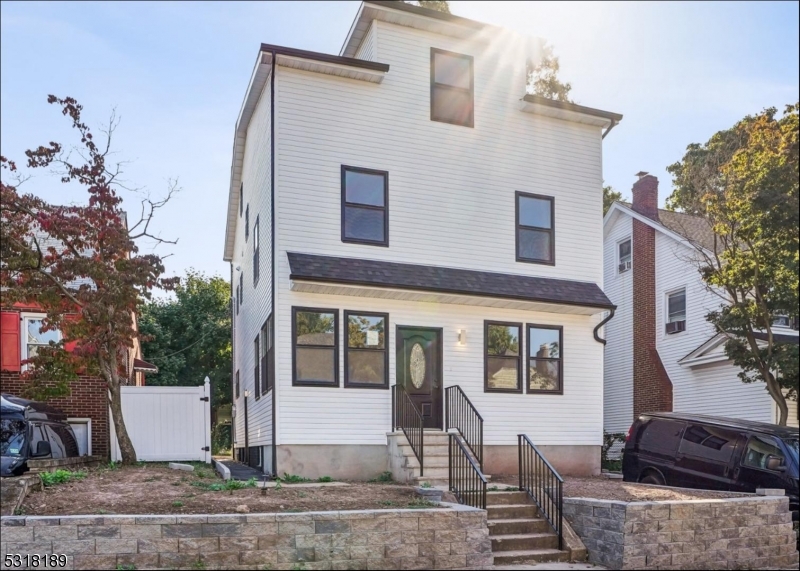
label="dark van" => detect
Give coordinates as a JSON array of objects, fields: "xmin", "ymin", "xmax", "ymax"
[
  {"xmin": 1, "ymin": 393, "xmax": 81, "ymax": 477},
  {"xmin": 623, "ymin": 412, "xmax": 799, "ymax": 519}
]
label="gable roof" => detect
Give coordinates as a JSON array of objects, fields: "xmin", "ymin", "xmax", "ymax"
[{"xmin": 604, "ymin": 201, "xmax": 717, "ymax": 255}]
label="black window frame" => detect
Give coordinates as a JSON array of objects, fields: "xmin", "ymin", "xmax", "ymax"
[
  {"xmin": 245, "ymin": 204, "xmax": 250, "ymax": 242},
  {"xmin": 484, "ymin": 320, "xmax": 523, "ymax": 394},
  {"xmin": 235, "ymin": 369, "xmax": 240, "ymax": 399},
  {"xmin": 341, "ymin": 165, "xmax": 389, "ymax": 247},
  {"xmin": 261, "ymin": 315, "xmax": 273, "ymax": 394},
  {"xmin": 516, "ymin": 192, "xmax": 556, "ymax": 265},
  {"xmin": 239, "ymin": 272, "xmax": 244, "ymax": 308},
  {"xmin": 292, "ymin": 306, "xmax": 339, "ymax": 388},
  {"xmin": 254, "ymin": 333, "xmax": 261, "ymax": 400},
  {"xmin": 344, "ymin": 310, "xmax": 389, "ymax": 390},
  {"xmin": 253, "ymin": 216, "xmax": 260, "ymax": 286},
  {"xmin": 239, "ymin": 183, "xmax": 243, "ymax": 216},
  {"xmin": 526, "ymin": 324, "xmax": 563, "ymax": 395},
  {"xmin": 430, "ymin": 47, "xmax": 474, "ymax": 128}
]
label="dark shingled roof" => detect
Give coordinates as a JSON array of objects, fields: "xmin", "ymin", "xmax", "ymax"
[
  {"xmin": 657, "ymin": 209, "xmax": 717, "ymax": 252},
  {"xmin": 287, "ymin": 252, "xmax": 614, "ymax": 310}
]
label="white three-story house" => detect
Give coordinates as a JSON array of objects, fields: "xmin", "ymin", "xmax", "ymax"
[{"xmin": 223, "ymin": 1, "xmax": 622, "ymax": 482}]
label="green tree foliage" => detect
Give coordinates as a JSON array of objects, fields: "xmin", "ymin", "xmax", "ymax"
[
  {"xmin": 527, "ymin": 43, "xmax": 573, "ymax": 103},
  {"xmin": 603, "ymin": 184, "xmax": 623, "ymax": 216},
  {"xmin": 139, "ymin": 270, "xmax": 232, "ymax": 409},
  {"xmin": 667, "ymin": 104, "xmax": 799, "ymax": 424},
  {"xmin": 411, "ymin": 0, "xmax": 451, "ymax": 13},
  {"xmin": 487, "ymin": 325, "xmax": 519, "ymax": 357}
]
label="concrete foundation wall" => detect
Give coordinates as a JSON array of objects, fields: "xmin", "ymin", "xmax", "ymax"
[
  {"xmin": 485, "ymin": 444, "xmax": 601, "ymax": 477},
  {"xmin": 564, "ymin": 495, "xmax": 798, "ymax": 570},
  {"xmin": 0, "ymin": 507, "xmax": 492, "ymax": 570},
  {"xmin": 276, "ymin": 444, "xmax": 388, "ymax": 480}
]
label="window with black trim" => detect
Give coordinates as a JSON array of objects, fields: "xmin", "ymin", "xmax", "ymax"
[
  {"xmin": 618, "ymin": 239, "xmax": 631, "ymax": 273},
  {"xmin": 341, "ymin": 166, "xmax": 388, "ymax": 246},
  {"xmin": 239, "ymin": 273, "xmax": 244, "ymax": 308},
  {"xmin": 245, "ymin": 204, "xmax": 250, "ymax": 242},
  {"xmin": 261, "ymin": 316, "xmax": 273, "ymax": 394},
  {"xmin": 527, "ymin": 325, "xmax": 562, "ymax": 394},
  {"xmin": 517, "ymin": 192, "xmax": 555, "ymax": 264},
  {"xmin": 345, "ymin": 311, "xmax": 388, "ymax": 389},
  {"xmin": 485, "ymin": 321, "xmax": 522, "ymax": 392},
  {"xmin": 253, "ymin": 216, "xmax": 260, "ymax": 285},
  {"xmin": 431, "ymin": 48, "xmax": 474, "ymax": 127},
  {"xmin": 665, "ymin": 289, "xmax": 686, "ymax": 334},
  {"xmin": 235, "ymin": 370, "xmax": 240, "ymax": 399},
  {"xmin": 254, "ymin": 334, "xmax": 261, "ymax": 399},
  {"xmin": 293, "ymin": 307, "xmax": 338, "ymax": 386}
]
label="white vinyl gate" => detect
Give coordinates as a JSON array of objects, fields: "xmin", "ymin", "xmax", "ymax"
[{"xmin": 111, "ymin": 378, "xmax": 211, "ymax": 463}]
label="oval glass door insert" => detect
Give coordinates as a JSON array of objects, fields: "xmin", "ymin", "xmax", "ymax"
[{"xmin": 409, "ymin": 343, "xmax": 426, "ymax": 389}]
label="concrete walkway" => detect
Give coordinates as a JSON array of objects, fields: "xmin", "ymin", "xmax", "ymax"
[{"xmin": 217, "ymin": 460, "xmax": 263, "ymax": 481}]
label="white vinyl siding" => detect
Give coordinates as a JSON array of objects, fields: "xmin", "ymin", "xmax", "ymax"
[
  {"xmin": 654, "ymin": 232, "xmax": 774, "ymax": 423},
  {"xmin": 603, "ymin": 214, "xmax": 633, "ymax": 434},
  {"xmin": 232, "ymin": 70, "xmax": 274, "ymax": 448},
  {"xmin": 354, "ymin": 19, "xmax": 377, "ymax": 61},
  {"xmin": 270, "ymin": 21, "xmax": 606, "ymax": 448}
]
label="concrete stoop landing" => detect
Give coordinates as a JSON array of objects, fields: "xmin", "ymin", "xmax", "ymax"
[{"xmin": 487, "ymin": 491, "xmax": 571, "ymax": 566}]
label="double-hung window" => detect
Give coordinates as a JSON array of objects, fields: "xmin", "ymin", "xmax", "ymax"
[
  {"xmin": 253, "ymin": 216, "xmax": 260, "ymax": 285},
  {"xmin": 618, "ymin": 239, "xmax": 631, "ymax": 273},
  {"xmin": 484, "ymin": 321, "xmax": 522, "ymax": 392},
  {"xmin": 430, "ymin": 48, "xmax": 474, "ymax": 127},
  {"xmin": 293, "ymin": 307, "xmax": 338, "ymax": 387},
  {"xmin": 245, "ymin": 204, "xmax": 250, "ymax": 242},
  {"xmin": 341, "ymin": 166, "xmax": 388, "ymax": 246},
  {"xmin": 261, "ymin": 316, "xmax": 273, "ymax": 394},
  {"xmin": 23, "ymin": 316, "xmax": 61, "ymax": 361},
  {"xmin": 239, "ymin": 183, "xmax": 243, "ymax": 216},
  {"xmin": 665, "ymin": 289, "xmax": 686, "ymax": 334},
  {"xmin": 527, "ymin": 325, "xmax": 563, "ymax": 394},
  {"xmin": 254, "ymin": 334, "xmax": 261, "ymax": 399},
  {"xmin": 344, "ymin": 311, "xmax": 388, "ymax": 389},
  {"xmin": 516, "ymin": 192, "xmax": 555, "ymax": 264},
  {"xmin": 239, "ymin": 273, "xmax": 243, "ymax": 309},
  {"xmin": 235, "ymin": 370, "xmax": 240, "ymax": 399}
]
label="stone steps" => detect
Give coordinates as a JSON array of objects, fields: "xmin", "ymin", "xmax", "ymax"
[
  {"xmin": 487, "ymin": 503, "xmax": 540, "ymax": 520},
  {"xmin": 492, "ymin": 548, "xmax": 570, "ymax": 565},
  {"xmin": 487, "ymin": 517, "xmax": 553, "ymax": 535},
  {"xmin": 491, "ymin": 532, "xmax": 559, "ymax": 551}
]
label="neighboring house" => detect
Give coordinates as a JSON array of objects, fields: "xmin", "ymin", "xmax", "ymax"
[
  {"xmin": 225, "ymin": 0, "xmax": 622, "ymax": 480},
  {"xmin": 0, "ymin": 305, "xmax": 158, "ymax": 458},
  {"xmin": 602, "ymin": 173, "xmax": 799, "ymax": 441}
]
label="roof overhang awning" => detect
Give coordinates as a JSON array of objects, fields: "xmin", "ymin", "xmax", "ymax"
[
  {"xmin": 519, "ymin": 94, "xmax": 623, "ymax": 129},
  {"xmin": 287, "ymin": 252, "xmax": 614, "ymax": 316},
  {"xmin": 133, "ymin": 358, "xmax": 159, "ymax": 373}
]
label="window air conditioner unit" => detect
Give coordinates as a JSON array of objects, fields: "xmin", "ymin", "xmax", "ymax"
[
  {"xmin": 618, "ymin": 261, "xmax": 631, "ymax": 272},
  {"xmin": 665, "ymin": 320, "xmax": 686, "ymax": 334}
]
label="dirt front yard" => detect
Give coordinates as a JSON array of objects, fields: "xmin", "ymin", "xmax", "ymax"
[
  {"xmin": 490, "ymin": 475, "xmax": 749, "ymax": 502},
  {"xmin": 19, "ymin": 463, "xmax": 430, "ymax": 516}
]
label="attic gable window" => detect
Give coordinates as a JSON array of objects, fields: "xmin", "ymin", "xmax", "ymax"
[{"xmin": 431, "ymin": 48, "xmax": 474, "ymax": 128}]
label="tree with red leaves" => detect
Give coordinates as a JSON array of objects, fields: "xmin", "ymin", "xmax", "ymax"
[{"xmin": 0, "ymin": 96, "xmax": 180, "ymax": 464}]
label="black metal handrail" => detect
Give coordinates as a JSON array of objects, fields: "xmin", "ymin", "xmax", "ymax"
[
  {"xmin": 445, "ymin": 385, "xmax": 484, "ymax": 471},
  {"xmin": 449, "ymin": 433, "xmax": 487, "ymax": 509},
  {"xmin": 518, "ymin": 433, "xmax": 563, "ymax": 550},
  {"xmin": 392, "ymin": 384, "xmax": 424, "ymax": 476}
]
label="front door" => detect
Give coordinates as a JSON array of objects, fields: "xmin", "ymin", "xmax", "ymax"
[{"xmin": 396, "ymin": 326, "xmax": 442, "ymax": 429}]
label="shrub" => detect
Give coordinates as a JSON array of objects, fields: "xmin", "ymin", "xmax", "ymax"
[{"xmin": 40, "ymin": 470, "xmax": 87, "ymax": 487}]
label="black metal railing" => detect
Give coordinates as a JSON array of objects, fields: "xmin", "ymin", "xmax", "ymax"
[
  {"xmin": 518, "ymin": 433, "xmax": 563, "ymax": 550},
  {"xmin": 392, "ymin": 384, "xmax": 424, "ymax": 476},
  {"xmin": 449, "ymin": 433, "xmax": 487, "ymax": 509},
  {"xmin": 445, "ymin": 385, "xmax": 484, "ymax": 471}
]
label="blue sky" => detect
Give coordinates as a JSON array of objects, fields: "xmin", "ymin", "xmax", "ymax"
[{"xmin": 2, "ymin": 1, "xmax": 798, "ymax": 281}]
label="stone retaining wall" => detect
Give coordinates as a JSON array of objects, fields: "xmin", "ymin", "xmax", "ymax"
[
  {"xmin": 564, "ymin": 495, "xmax": 798, "ymax": 570},
  {"xmin": 0, "ymin": 506, "xmax": 492, "ymax": 570},
  {"xmin": 27, "ymin": 456, "xmax": 102, "ymax": 472}
]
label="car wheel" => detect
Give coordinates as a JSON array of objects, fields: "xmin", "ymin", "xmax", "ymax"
[{"xmin": 639, "ymin": 472, "xmax": 665, "ymax": 485}]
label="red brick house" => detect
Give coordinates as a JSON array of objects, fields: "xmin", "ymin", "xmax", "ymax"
[{"xmin": 0, "ymin": 304, "xmax": 157, "ymax": 459}]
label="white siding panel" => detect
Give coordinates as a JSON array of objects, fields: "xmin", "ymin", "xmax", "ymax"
[
  {"xmin": 603, "ymin": 214, "xmax": 633, "ymax": 434},
  {"xmin": 354, "ymin": 20, "xmax": 377, "ymax": 61},
  {"xmin": 233, "ymin": 70, "xmax": 274, "ymax": 448},
  {"xmin": 275, "ymin": 289, "xmax": 604, "ymax": 446},
  {"xmin": 655, "ymin": 232, "xmax": 774, "ymax": 423}
]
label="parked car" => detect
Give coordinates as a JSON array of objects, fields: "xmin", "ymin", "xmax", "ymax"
[
  {"xmin": 1, "ymin": 393, "xmax": 81, "ymax": 477},
  {"xmin": 623, "ymin": 412, "xmax": 799, "ymax": 520}
]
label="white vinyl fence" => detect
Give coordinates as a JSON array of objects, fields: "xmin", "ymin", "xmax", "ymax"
[{"xmin": 110, "ymin": 378, "xmax": 211, "ymax": 463}]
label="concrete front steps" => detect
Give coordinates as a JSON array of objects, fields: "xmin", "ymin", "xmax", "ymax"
[
  {"xmin": 387, "ymin": 430, "xmax": 491, "ymax": 486},
  {"xmin": 487, "ymin": 491, "xmax": 570, "ymax": 566}
]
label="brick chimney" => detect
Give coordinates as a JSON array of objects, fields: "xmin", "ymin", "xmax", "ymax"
[
  {"xmin": 632, "ymin": 172, "xmax": 659, "ymax": 221},
  {"xmin": 631, "ymin": 172, "xmax": 673, "ymax": 419}
]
